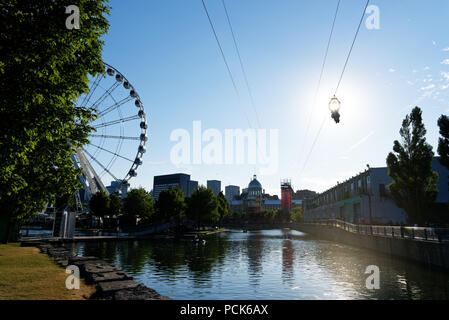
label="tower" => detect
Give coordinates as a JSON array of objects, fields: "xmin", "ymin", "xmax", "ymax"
[{"xmin": 281, "ymin": 179, "xmax": 293, "ymax": 214}]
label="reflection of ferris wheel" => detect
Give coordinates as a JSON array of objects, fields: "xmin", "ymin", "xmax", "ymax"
[{"xmin": 72, "ymin": 62, "xmax": 148, "ymax": 202}]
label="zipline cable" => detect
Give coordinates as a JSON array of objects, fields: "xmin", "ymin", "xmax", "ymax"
[
  {"xmin": 201, "ymin": 0, "xmax": 260, "ymax": 172},
  {"xmin": 299, "ymin": 116, "xmax": 328, "ymax": 176},
  {"xmin": 298, "ymin": 0, "xmax": 341, "ymax": 167},
  {"xmin": 221, "ymin": 0, "xmax": 262, "ymax": 129},
  {"xmin": 334, "ymin": 0, "xmax": 370, "ymax": 96},
  {"xmin": 201, "ymin": 0, "xmax": 240, "ymax": 97},
  {"xmin": 299, "ymin": 0, "xmax": 369, "ymax": 178}
]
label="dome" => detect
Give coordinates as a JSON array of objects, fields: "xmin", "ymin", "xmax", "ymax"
[{"xmin": 248, "ymin": 175, "xmax": 262, "ymax": 189}]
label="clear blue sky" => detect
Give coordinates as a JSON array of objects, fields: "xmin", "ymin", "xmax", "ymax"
[{"xmin": 99, "ymin": 0, "xmax": 449, "ymax": 196}]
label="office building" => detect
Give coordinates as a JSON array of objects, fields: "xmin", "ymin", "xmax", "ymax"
[
  {"xmin": 207, "ymin": 180, "xmax": 221, "ymax": 196},
  {"xmin": 153, "ymin": 173, "xmax": 191, "ymax": 200},
  {"xmin": 225, "ymin": 185, "xmax": 240, "ymax": 203},
  {"xmin": 106, "ymin": 180, "xmax": 128, "ymax": 199},
  {"xmin": 304, "ymin": 157, "xmax": 449, "ymax": 225},
  {"xmin": 188, "ymin": 180, "xmax": 198, "ymax": 196}
]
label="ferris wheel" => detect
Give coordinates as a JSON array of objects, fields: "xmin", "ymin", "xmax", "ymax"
[{"xmin": 72, "ymin": 62, "xmax": 148, "ymax": 202}]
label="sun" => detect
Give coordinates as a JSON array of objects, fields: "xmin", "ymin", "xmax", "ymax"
[{"xmin": 313, "ymin": 81, "xmax": 364, "ymax": 125}]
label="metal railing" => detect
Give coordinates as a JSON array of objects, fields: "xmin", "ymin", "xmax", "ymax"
[{"xmin": 305, "ymin": 219, "xmax": 449, "ymax": 243}]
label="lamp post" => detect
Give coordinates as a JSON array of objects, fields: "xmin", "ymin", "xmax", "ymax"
[{"xmin": 329, "ymin": 95, "xmax": 341, "ymax": 123}]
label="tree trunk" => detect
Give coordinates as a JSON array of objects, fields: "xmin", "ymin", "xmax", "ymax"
[
  {"xmin": 1, "ymin": 218, "xmax": 11, "ymax": 244},
  {"xmin": 1, "ymin": 213, "xmax": 18, "ymax": 244}
]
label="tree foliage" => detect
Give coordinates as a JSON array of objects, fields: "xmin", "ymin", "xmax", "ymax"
[
  {"xmin": 155, "ymin": 186, "xmax": 185, "ymax": 223},
  {"xmin": 289, "ymin": 207, "xmax": 303, "ymax": 222},
  {"xmin": 88, "ymin": 190, "xmax": 109, "ymax": 218},
  {"xmin": 186, "ymin": 186, "xmax": 218, "ymax": 227},
  {"xmin": 216, "ymin": 192, "xmax": 230, "ymax": 225},
  {"xmin": 438, "ymin": 115, "xmax": 449, "ymax": 171},
  {"xmin": 108, "ymin": 193, "xmax": 122, "ymax": 217},
  {"xmin": 0, "ymin": 1, "xmax": 110, "ymax": 241},
  {"xmin": 386, "ymin": 106, "xmax": 438, "ymax": 225},
  {"xmin": 122, "ymin": 188, "xmax": 154, "ymax": 223}
]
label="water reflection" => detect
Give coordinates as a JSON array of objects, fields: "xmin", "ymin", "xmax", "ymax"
[
  {"xmin": 246, "ymin": 232, "xmax": 264, "ymax": 286},
  {"xmin": 282, "ymin": 240, "xmax": 294, "ymax": 285},
  {"xmin": 65, "ymin": 229, "xmax": 449, "ymax": 300}
]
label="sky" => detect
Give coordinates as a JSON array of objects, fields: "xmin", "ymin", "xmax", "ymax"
[{"xmin": 95, "ymin": 0, "xmax": 449, "ymax": 197}]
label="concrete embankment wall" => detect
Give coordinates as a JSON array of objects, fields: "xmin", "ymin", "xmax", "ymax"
[
  {"xmin": 295, "ymin": 224, "xmax": 449, "ymax": 270},
  {"xmin": 223, "ymin": 222, "xmax": 295, "ymax": 230}
]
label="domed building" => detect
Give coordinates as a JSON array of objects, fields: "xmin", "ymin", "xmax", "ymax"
[
  {"xmin": 229, "ymin": 175, "xmax": 303, "ymax": 219},
  {"xmin": 243, "ymin": 175, "xmax": 264, "ymax": 215},
  {"xmin": 247, "ymin": 175, "xmax": 262, "ymax": 198}
]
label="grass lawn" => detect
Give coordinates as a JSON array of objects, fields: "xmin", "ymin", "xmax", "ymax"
[{"xmin": 0, "ymin": 243, "xmax": 96, "ymax": 300}]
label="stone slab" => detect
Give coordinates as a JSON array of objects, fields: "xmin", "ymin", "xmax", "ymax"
[
  {"xmin": 47, "ymin": 248, "xmax": 68, "ymax": 252},
  {"xmin": 52, "ymin": 253, "xmax": 73, "ymax": 259},
  {"xmin": 114, "ymin": 284, "xmax": 171, "ymax": 300},
  {"xmin": 49, "ymin": 251, "xmax": 72, "ymax": 258},
  {"xmin": 55, "ymin": 259, "xmax": 69, "ymax": 268},
  {"xmin": 38, "ymin": 244, "xmax": 53, "ymax": 253},
  {"xmin": 97, "ymin": 280, "xmax": 141, "ymax": 298},
  {"xmin": 83, "ymin": 263, "xmax": 122, "ymax": 275},
  {"xmin": 68, "ymin": 256, "xmax": 99, "ymax": 264},
  {"xmin": 68, "ymin": 257, "xmax": 105, "ymax": 269},
  {"xmin": 48, "ymin": 252, "xmax": 71, "ymax": 259},
  {"xmin": 77, "ymin": 260, "xmax": 111, "ymax": 269},
  {"xmin": 88, "ymin": 271, "xmax": 133, "ymax": 284},
  {"xmin": 47, "ymin": 247, "xmax": 69, "ymax": 252},
  {"xmin": 74, "ymin": 261, "xmax": 109, "ymax": 277}
]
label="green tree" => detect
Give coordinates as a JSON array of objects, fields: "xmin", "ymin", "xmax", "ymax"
[
  {"xmin": 386, "ymin": 106, "xmax": 438, "ymax": 225},
  {"xmin": 438, "ymin": 115, "xmax": 449, "ymax": 171},
  {"xmin": 108, "ymin": 193, "xmax": 122, "ymax": 217},
  {"xmin": 155, "ymin": 186, "xmax": 186, "ymax": 224},
  {"xmin": 274, "ymin": 209, "xmax": 283, "ymax": 222},
  {"xmin": 436, "ymin": 115, "xmax": 449, "ymax": 224},
  {"xmin": 89, "ymin": 190, "xmax": 109, "ymax": 218},
  {"xmin": 186, "ymin": 186, "xmax": 218, "ymax": 229},
  {"xmin": 232, "ymin": 210, "xmax": 244, "ymax": 221},
  {"xmin": 290, "ymin": 207, "xmax": 303, "ymax": 222},
  {"xmin": 262, "ymin": 210, "xmax": 273, "ymax": 223},
  {"xmin": 217, "ymin": 192, "xmax": 230, "ymax": 227},
  {"xmin": 0, "ymin": 1, "xmax": 110, "ymax": 243},
  {"xmin": 123, "ymin": 188, "xmax": 154, "ymax": 225}
]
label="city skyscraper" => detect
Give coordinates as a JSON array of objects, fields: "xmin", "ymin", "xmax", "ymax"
[
  {"xmin": 188, "ymin": 180, "xmax": 198, "ymax": 196},
  {"xmin": 225, "ymin": 185, "xmax": 240, "ymax": 203},
  {"xmin": 207, "ymin": 180, "xmax": 221, "ymax": 196},
  {"xmin": 153, "ymin": 173, "xmax": 191, "ymax": 200}
]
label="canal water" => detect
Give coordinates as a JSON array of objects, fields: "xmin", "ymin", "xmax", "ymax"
[{"xmin": 65, "ymin": 229, "xmax": 449, "ymax": 300}]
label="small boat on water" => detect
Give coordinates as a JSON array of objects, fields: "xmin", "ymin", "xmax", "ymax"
[{"xmin": 193, "ymin": 236, "xmax": 206, "ymax": 245}]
